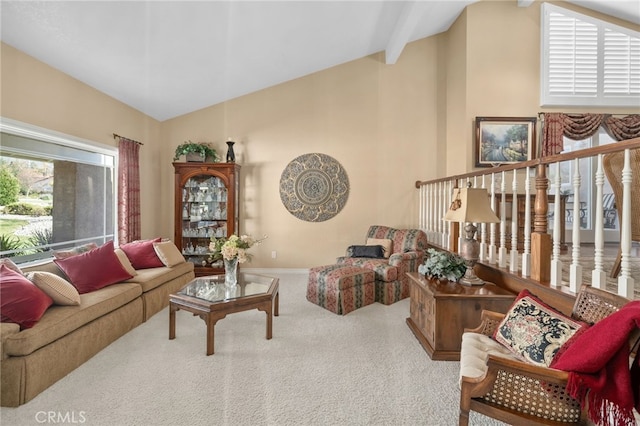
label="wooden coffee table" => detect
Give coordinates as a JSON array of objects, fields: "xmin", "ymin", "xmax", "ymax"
[{"xmin": 169, "ymin": 272, "xmax": 279, "ymax": 355}]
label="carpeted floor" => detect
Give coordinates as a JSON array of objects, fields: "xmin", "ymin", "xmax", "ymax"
[{"xmin": 0, "ymin": 272, "xmax": 505, "ymax": 426}]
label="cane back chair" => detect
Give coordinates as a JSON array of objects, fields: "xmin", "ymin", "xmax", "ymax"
[{"xmin": 459, "ymin": 284, "xmax": 637, "ymax": 426}]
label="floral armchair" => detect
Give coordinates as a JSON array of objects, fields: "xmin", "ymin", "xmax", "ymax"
[{"xmin": 336, "ymin": 225, "xmax": 428, "ymax": 305}]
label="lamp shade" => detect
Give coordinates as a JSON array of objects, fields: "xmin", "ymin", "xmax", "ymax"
[{"xmin": 444, "ymin": 187, "xmax": 499, "ymax": 223}]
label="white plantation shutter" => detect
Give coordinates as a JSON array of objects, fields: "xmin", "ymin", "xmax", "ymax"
[
  {"xmin": 604, "ymin": 30, "xmax": 640, "ymax": 96},
  {"xmin": 541, "ymin": 3, "xmax": 640, "ymax": 107},
  {"xmin": 547, "ymin": 13, "xmax": 598, "ymax": 97}
]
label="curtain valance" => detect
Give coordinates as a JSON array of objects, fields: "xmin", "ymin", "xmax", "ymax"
[{"xmin": 541, "ymin": 113, "xmax": 640, "ymax": 157}]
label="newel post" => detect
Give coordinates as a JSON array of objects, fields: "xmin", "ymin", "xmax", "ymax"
[{"xmin": 531, "ymin": 164, "xmax": 551, "ymax": 282}]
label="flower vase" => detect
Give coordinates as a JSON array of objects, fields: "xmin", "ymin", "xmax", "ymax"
[{"xmin": 224, "ymin": 257, "xmax": 238, "ymax": 287}]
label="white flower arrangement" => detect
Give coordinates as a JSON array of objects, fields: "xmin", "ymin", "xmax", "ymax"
[{"xmin": 209, "ymin": 234, "xmax": 267, "ymax": 263}]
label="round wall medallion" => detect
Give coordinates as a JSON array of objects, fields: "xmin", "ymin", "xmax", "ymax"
[{"xmin": 279, "ymin": 153, "xmax": 349, "ymax": 222}]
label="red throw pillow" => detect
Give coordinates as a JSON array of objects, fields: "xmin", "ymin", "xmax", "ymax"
[
  {"xmin": 0, "ymin": 264, "xmax": 53, "ymax": 329},
  {"xmin": 54, "ymin": 240, "xmax": 133, "ymax": 294},
  {"xmin": 119, "ymin": 238, "xmax": 164, "ymax": 269}
]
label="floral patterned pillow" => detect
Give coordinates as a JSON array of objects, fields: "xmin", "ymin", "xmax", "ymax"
[{"xmin": 493, "ymin": 290, "xmax": 587, "ymax": 367}]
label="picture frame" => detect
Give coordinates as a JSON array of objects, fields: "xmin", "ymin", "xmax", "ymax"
[{"xmin": 475, "ymin": 117, "xmax": 536, "ymax": 167}]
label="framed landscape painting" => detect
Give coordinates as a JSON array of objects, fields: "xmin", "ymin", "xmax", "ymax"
[{"xmin": 475, "ymin": 117, "xmax": 536, "ymax": 167}]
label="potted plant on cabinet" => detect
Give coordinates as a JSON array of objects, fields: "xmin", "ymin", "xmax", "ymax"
[
  {"xmin": 418, "ymin": 248, "xmax": 467, "ymax": 282},
  {"xmin": 173, "ymin": 141, "xmax": 220, "ymax": 162}
]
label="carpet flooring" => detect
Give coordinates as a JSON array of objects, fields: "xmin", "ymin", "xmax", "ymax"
[{"xmin": 0, "ymin": 272, "xmax": 506, "ymax": 426}]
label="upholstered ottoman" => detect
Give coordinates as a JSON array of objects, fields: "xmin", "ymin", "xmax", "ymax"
[{"xmin": 307, "ymin": 265, "xmax": 375, "ymax": 315}]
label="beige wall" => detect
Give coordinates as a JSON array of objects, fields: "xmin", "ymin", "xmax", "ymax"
[
  {"xmin": 2, "ymin": 1, "xmax": 639, "ymax": 269},
  {"xmin": 444, "ymin": 7, "xmax": 468, "ymax": 176},
  {"xmin": 455, "ymin": 1, "xmax": 639, "ymax": 172},
  {"xmin": 161, "ymin": 37, "xmax": 441, "ymax": 268},
  {"xmin": 1, "ymin": 43, "xmax": 164, "ymax": 239}
]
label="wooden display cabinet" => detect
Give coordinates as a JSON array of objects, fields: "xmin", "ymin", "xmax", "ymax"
[
  {"xmin": 173, "ymin": 162, "xmax": 240, "ymax": 277},
  {"xmin": 405, "ymin": 272, "xmax": 515, "ymax": 361}
]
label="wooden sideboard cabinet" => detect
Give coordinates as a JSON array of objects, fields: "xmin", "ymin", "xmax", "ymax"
[{"xmin": 405, "ymin": 272, "xmax": 515, "ymax": 361}]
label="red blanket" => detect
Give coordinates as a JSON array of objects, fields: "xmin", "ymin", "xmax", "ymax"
[{"xmin": 551, "ymin": 300, "xmax": 640, "ymax": 426}]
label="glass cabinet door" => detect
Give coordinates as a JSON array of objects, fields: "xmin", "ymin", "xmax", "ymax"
[
  {"xmin": 174, "ymin": 162, "xmax": 239, "ymax": 276},
  {"xmin": 180, "ymin": 175, "xmax": 228, "ymax": 268}
]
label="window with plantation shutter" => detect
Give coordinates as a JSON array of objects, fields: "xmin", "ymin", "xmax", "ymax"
[
  {"xmin": 604, "ymin": 29, "xmax": 640, "ymax": 96},
  {"xmin": 541, "ymin": 3, "xmax": 640, "ymax": 107}
]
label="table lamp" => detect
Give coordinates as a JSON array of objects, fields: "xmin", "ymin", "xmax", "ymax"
[{"xmin": 444, "ymin": 183, "xmax": 499, "ymax": 285}]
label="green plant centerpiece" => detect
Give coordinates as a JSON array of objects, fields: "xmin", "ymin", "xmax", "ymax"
[
  {"xmin": 418, "ymin": 248, "xmax": 467, "ymax": 282},
  {"xmin": 173, "ymin": 141, "xmax": 219, "ymax": 162}
]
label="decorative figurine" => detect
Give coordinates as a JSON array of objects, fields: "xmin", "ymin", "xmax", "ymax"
[{"xmin": 226, "ymin": 139, "xmax": 236, "ymax": 163}]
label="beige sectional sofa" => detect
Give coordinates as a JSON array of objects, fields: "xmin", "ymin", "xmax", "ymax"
[{"xmin": 0, "ymin": 258, "xmax": 194, "ymax": 407}]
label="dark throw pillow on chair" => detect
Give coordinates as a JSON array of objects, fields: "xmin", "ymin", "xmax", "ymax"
[{"xmin": 347, "ymin": 245, "xmax": 385, "ymax": 258}]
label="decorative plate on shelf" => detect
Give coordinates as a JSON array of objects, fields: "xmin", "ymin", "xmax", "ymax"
[{"xmin": 279, "ymin": 153, "xmax": 349, "ymax": 222}]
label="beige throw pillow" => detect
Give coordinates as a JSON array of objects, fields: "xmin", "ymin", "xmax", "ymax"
[
  {"xmin": 27, "ymin": 271, "xmax": 81, "ymax": 306},
  {"xmin": 114, "ymin": 248, "xmax": 137, "ymax": 276},
  {"xmin": 52, "ymin": 242, "xmax": 98, "ymax": 260},
  {"xmin": 0, "ymin": 258, "xmax": 23, "ymax": 275},
  {"xmin": 366, "ymin": 238, "xmax": 392, "ymax": 258},
  {"xmin": 153, "ymin": 241, "xmax": 185, "ymax": 267}
]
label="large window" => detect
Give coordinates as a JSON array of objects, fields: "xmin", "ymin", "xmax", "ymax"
[
  {"xmin": 541, "ymin": 3, "xmax": 639, "ymax": 243},
  {"xmin": 541, "ymin": 3, "xmax": 640, "ymax": 107},
  {"xmin": 0, "ymin": 119, "xmax": 116, "ymax": 263},
  {"xmin": 547, "ymin": 129, "xmax": 619, "ymax": 243}
]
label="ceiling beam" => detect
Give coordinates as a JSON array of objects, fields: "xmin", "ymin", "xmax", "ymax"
[
  {"xmin": 517, "ymin": 0, "xmax": 535, "ymax": 7},
  {"xmin": 385, "ymin": 1, "xmax": 430, "ymax": 65}
]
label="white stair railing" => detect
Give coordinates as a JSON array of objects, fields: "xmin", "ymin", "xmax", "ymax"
[
  {"xmin": 498, "ymin": 171, "xmax": 507, "ymax": 268},
  {"xmin": 479, "ymin": 174, "xmax": 488, "ymax": 262},
  {"xmin": 592, "ymin": 154, "xmax": 606, "ymax": 289},
  {"xmin": 489, "ymin": 172, "xmax": 497, "ymax": 264},
  {"xmin": 618, "ymin": 148, "xmax": 635, "ymax": 299},
  {"xmin": 509, "ymin": 170, "xmax": 519, "ymax": 272},
  {"xmin": 569, "ymin": 158, "xmax": 582, "ymax": 293},
  {"xmin": 522, "ymin": 167, "xmax": 532, "ymax": 277},
  {"xmin": 444, "ymin": 181, "xmax": 450, "ymax": 247},
  {"xmin": 551, "ymin": 162, "xmax": 563, "ymax": 287},
  {"xmin": 415, "ymin": 137, "xmax": 638, "ymax": 300}
]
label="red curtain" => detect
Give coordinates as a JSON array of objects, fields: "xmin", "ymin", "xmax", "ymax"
[
  {"xmin": 117, "ymin": 137, "xmax": 141, "ymax": 244},
  {"xmin": 541, "ymin": 113, "xmax": 566, "ymax": 157},
  {"xmin": 541, "ymin": 113, "xmax": 640, "ymax": 157}
]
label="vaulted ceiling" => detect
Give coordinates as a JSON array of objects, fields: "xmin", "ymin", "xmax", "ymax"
[{"xmin": 1, "ymin": 1, "xmax": 638, "ymax": 122}]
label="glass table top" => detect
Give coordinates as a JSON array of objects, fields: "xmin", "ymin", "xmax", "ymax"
[{"xmin": 178, "ymin": 273, "xmax": 274, "ymax": 303}]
